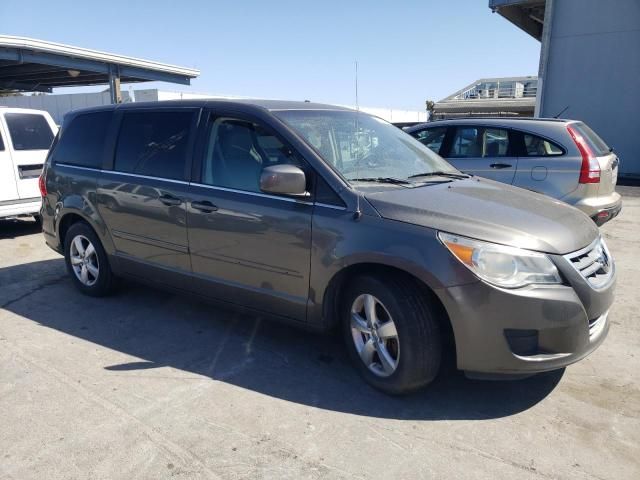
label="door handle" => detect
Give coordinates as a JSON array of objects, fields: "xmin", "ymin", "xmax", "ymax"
[
  {"xmin": 489, "ymin": 163, "xmax": 512, "ymax": 169},
  {"xmin": 191, "ymin": 200, "xmax": 218, "ymax": 213},
  {"xmin": 158, "ymin": 194, "xmax": 182, "ymax": 206}
]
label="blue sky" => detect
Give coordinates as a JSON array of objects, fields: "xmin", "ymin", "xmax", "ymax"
[{"xmin": 0, "ymin": 0, "xmax": 540, "ymax": 110}]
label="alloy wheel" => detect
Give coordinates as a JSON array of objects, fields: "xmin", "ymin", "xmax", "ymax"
[
  {"xmin": 350, "ymin": 294, "xmax": 400, "ymax": 377},
  {"xmin": 69, "ymin": 235, "xmax": 100, "ymax": 287}
]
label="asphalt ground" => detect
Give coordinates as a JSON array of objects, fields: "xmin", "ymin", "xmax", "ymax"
[{"xmin": 0, "ymin": 186, "xmax": 638, "ymax": 479}]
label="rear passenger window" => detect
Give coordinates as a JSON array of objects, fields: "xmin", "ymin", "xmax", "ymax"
[
  {"xmin": 4, "ymin": 113, "xmax": 54, "ymax": 150},
  {"xmin": 484, "ymin": 128, "xmax": 510, "ymax": 157},
  {"xmin": 0, "ymin": 131, "xmax": 4, "ymax": 151},
  {"xmin": 450, "ymin": 127, "xmax": 511, "ymax": 158},
  {"xmin": 523, "ymin": 133, "xmax": 563, "ymax": 157},
  {"xmin": 413, "ymin": 127, "xmax": 447, "ymax": 154},
  {"xmin": 114, "ymin": 111, "xmax": 193, "ymax": 181},
  {"xmin": 52, "ymin": 112, "xmax": 111, "ymax": 168}
]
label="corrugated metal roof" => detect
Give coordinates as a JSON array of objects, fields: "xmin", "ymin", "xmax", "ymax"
[
  {"xmin": 0, "ymin": 35, "xmax": 199, "ymax": 92},
  {"xmin": 0, "ymin": 36, "xmax": 199, "ymax": 77}
]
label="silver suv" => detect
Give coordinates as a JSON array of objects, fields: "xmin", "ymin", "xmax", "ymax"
[{"xmin": 407, "ymin": 118, "xmax": 621, "ymax": 225}]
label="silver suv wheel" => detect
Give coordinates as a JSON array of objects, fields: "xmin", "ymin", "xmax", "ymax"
[
  {"xmin": 350, "ymin": 294, "xmax": 400, "ymax": 377},
  {"xmin": 69, "ymin": 234, "xmax": 100, "ymax": 287}
]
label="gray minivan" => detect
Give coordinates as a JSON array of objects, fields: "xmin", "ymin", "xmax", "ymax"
[{"xmin": 40, "ymin": 100, "xmax": 615, "ymax": 394}]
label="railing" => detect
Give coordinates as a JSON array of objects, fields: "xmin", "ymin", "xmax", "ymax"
[{"xmin": 452, "ymin": 84, "xmax": 537, "ymax": 101}]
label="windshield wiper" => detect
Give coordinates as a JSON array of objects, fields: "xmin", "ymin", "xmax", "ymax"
[
  {"xmin": 349, "ymin": 177, "xmax": 412, "ymax": 185},
  {"xmin": 408, "ymin": 171, "xmax": 470, "ymax": 180}
]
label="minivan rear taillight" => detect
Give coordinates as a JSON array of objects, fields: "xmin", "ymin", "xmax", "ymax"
[
  {"xmin": 38, "ymin": 174, "xmax": 47, "ymax": 197},
  {"xmin": 567, "ymin": 125, "xmax": 600, "ymax": 184}
]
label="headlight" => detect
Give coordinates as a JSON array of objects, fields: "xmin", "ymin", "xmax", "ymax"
[{"xmin": 438, "ymin": 232, "xmax": 561, "ymax": 288}]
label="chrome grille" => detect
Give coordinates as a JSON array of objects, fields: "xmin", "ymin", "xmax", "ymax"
[{"xmin": 565, "ymin": 237, "xmax": 614, "ymax": 289}]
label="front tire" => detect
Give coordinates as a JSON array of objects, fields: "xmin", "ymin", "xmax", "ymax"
[
  {"xmin": 342, "ymin": 274, "xmax": 442, "ymax": 395},
  {"xmin": 64, "ymin": 222, "xmax": 115, "ymax": 296}
]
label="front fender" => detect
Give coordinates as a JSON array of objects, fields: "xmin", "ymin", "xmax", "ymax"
[{"xmin": 307, "ymin": 210, "xmax": 476, "ymax": 327}]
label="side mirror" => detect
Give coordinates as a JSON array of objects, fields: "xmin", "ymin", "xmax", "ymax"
[{"xmin": 260, "ymin": 165, "xmax": 308, "ymax": 197}]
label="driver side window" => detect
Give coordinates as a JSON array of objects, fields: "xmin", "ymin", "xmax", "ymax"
[{"xmin": 201, "ymin": 117, "xmax": 304, "ymax": 193}]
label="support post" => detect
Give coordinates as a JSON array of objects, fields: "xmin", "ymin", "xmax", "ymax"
[
  {"xmin": 108, "ymin": 64, "xmax": 122, "ymax": 104},
  {"xmin": 535, "ymin": 0, "xmax": 554, "ymax": 117}
]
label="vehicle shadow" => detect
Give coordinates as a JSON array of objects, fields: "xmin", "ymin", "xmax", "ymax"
[
  {"xmin": 1, "ymin": 259, "xmax": 564, "ymax": 421},
  {"xmin": 0, "ymin": 218, "xmax": 41, "ymax": 239}
]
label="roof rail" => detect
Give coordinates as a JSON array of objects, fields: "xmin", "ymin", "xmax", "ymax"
[{"xmin": 428, "ymin": 116, "xmax": 569, "ymax": 123}]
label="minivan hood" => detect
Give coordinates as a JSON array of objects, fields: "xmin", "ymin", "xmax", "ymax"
[{"xmin": 364, "ymin": 178, "xmax": 598, "ymax": 255}]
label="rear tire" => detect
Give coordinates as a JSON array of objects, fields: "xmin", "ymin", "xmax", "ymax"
[
  {"xmin": 64, "ymin": 222, "xmax": 116, "ymax": 296},
  {"xmin": 342, "ymin": 274, "xmax": 442, "ymax": 395}
]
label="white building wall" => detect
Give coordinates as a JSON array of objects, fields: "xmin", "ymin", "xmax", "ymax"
[{"xmin": 0, "ymin": 91, "xmax": 132, "ymax": 124}]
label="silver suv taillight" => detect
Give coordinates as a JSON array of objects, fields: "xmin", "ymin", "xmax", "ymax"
[{"xmin": 567, "ymin": 124, "xmax": 600, "ymax": 184}]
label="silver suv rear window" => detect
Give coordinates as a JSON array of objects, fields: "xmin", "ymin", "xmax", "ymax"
[{"xmin": 572, "ymin": 122, "xmax": 610, "ymax": 156}]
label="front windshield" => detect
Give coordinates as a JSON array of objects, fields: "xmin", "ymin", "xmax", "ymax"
[{"xmin": 274, "ymin": 109, "xmax": 460, "ymax": 185}]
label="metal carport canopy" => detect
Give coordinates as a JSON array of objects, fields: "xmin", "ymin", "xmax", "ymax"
[{"xmin": 0, "ymin": 35, "xmax": 200, "ymax": 102}]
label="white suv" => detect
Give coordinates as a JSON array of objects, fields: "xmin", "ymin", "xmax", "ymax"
[{"xmin": 0, "ymin": 107, "xmax": 58, "ymax": 220}]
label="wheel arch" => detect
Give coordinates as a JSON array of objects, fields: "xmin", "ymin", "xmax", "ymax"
[
  {"xmin": 55, "ymin": 202, "xmax": 115, "ymax": 257},
  {"xmin": 321, "ymin": 262, "xmax": 455, "ymax": 351}
]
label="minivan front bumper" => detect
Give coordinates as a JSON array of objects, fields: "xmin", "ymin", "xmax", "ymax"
[{"xmin": 437, "ymin": 258, "xmax": 614, "ymax": 376}]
